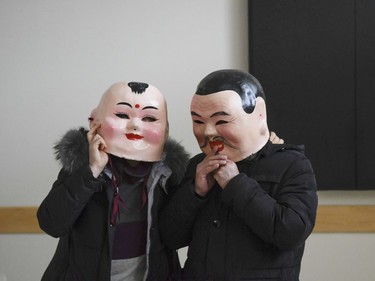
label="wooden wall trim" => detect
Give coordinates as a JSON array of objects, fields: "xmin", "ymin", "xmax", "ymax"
[
  {"xmin": 0, "ymin": 206, "xmax": 42, "ymax": 234},
  {"xmin": 0, "ymin": 205, "xmax": 375, "ymax": 234},
  {"xmin": 314, "ymin": 205, "xmax": 375, "ymax": 233}
]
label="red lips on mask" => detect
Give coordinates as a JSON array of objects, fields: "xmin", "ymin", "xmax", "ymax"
[
  {"xmin": 126, "ymin": 133, "xmax": 144, "ymax": 140},
  {"xmin": 209, "ymin": 140, "xmax": 224, "ymax": 152}
]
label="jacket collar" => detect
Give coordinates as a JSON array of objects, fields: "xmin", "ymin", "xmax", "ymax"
[{"xmin": 54, "ymin": 127, "xmax": 189, "ymax": 186}]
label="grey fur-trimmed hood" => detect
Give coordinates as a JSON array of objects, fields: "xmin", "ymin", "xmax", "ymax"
[{"xmin": 54, "ymin": 127, "xmax": 190, "ymax": 186}]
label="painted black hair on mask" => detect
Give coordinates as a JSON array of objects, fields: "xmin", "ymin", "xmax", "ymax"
[
  {"xmin": 128, "ymin": 82, "xmax": 149, "ymax": 94},
  {"xmin": 195, "ymin": 69, "xmax": 265, "ymax": 114}
]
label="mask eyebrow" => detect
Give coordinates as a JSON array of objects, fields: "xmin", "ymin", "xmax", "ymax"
[
  {"xmin": 142, "ymin": 106, "xmax": 158, "ymax": 110},
  {"xmin": 191, "ymin": 111, "xmax": 201, "ymax": 117},
  {"xmin": 210, "ymin": 111, "xmax": 230, "ymax": 118},
  {"xmin": 117, "ymin": 102, "xmax": 132, "ymax": 108}
]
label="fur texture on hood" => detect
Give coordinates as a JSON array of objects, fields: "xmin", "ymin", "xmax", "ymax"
[{"xmin": 54, "ymin": 127, "xmax": 190, "ymax": 186}]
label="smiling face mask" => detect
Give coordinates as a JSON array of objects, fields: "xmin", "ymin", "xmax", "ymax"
[
  {"xmin": 191, "ymin": 69, "xmax": 269, "ymax": 162},
  {"xmin": 90, "ymin": 82, "xmax": 168, "ymax": 162},
  {"xmin": 191, "ymin": 90, "xmax": 268, "ymax": 162}
]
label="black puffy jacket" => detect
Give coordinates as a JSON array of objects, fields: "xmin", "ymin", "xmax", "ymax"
[
  {"xmin": 38, "ymin": 128, "xmax": 189, "ymax": 281},
  {"xmin": 160, "ymin": 142, "xmax": 318, "ymax": 281}
]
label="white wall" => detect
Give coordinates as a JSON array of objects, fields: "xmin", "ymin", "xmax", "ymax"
[{"xmin": 0, "ymin": 1, "xmax": 374, "ymax": 280}]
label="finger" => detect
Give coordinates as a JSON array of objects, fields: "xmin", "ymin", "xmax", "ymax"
[
  {"xmin": 87, "ymin": 126, "xmax": 97, "ymax": 140},
  {"xmin": 98, "ymin": 137, "xmax": 107, "ymax": 150},
  {"xmin": 206, "ymin": 146, "xmax": 219, "ymax": 156},
  {"xmin": 205, "ymin": 153, "xmax": 228, "ymax": 161},
  {"xmin": 91, "ymin": 123, "xmax": 101, "ymax": 135},
  {"xmin": 92, "ymin": 135, "xmax": 106, "ymax": 147},
  {"xmin": 269, "ymin": 131, "xmax": 276, "ymax": 141},
  {"xmin": 87, "ymin": 124, "xmax": 101, "ymax": 141},
  {"xmin": 205, "ymin": 160, "xmax": 227, "ymax": 175},
  {"xmin": 208, "ymin": 158, "xmax": 227, "ymax": 167}
]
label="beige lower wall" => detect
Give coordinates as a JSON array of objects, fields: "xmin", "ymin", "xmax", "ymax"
[{"xmin": 1, "ymin": 233, "xmax": 375, "ymax": 281}]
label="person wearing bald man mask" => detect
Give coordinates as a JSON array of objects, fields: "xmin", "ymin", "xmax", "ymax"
[
  {"xmin": 160, "ymin": 69, "xmax": 318, "ymax": 281},
  {"xmin": 38, "ymin": 82, "xmax": 188, "ymax": 281}
]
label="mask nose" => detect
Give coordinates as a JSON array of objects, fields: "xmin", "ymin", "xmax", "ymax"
[
  {"xmin": 128, "ymin": 118, "xmax": 141, "ymax": 131},
  {"xmin": 204, "ymin": 123, "xmax": 217, "ymax": 137}
]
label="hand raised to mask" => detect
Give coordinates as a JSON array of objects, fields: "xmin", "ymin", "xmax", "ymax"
[
  {"xmin": 195, "ymin": 148, "xmax": 227, "ymax": 197},
  {"xmin": 212, "ymin": 132, "xmax": 282, "ymax": 189},
  {"xmin": 87, "ymin": 124, "xmax": 108, "ymax": 178},
  {"xmin": 213, "ymin": 159, "xmax": 239, "ymax": 189}
]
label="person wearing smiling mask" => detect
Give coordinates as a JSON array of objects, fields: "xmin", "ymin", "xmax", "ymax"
[
  {"xmin": 160, "ymin": 69, "xmax": 318, "ymax": 281},
  {"xmin": 38, "ymin": 82, "xmax": 189, "ymax": 281}
]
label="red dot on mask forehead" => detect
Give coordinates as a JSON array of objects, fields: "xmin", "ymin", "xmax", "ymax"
[{"xmin": 135, "ymin": 104, "xmax": 140, "ymax": 108}]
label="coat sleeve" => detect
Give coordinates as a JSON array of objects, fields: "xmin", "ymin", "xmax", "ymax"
[
  {"xmin": 37, "ymin": 165, "xmax": 103, "ymax": 238},
  {"xmin": 159, "ymin": 154, "xmax": 208, "ymax": 250},
  {"xmin": 221, "ymin": 152, "xmax": 318, "ymax": 250},
  {"xmin": 159, "ymin": 180, "xmax": 208, "ymax": 250}
]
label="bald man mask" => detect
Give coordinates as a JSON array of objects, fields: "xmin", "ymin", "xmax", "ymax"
[
  {"xmin": 190, "ymin": 69, "xmax": 269, "ymax": 162},
  {"xmin": 90, "ymin": 82, "xmax": 168, "ymax": 162}
]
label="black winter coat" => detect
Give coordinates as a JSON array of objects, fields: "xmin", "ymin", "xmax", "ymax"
[
  {"xmin": 160, "ymin": 142, "xmax": 318, "ymax": 281},
  {"xmin": 37, "ymin": 128, "xmax": 189, "ymax": 281}
]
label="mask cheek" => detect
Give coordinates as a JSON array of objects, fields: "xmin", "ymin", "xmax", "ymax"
[
  {"xmin": 99, "ymin": 123, "xmax": 114, "ymax": 139},
  {"xmin": 192, "ymin": 126, "xmax": 204, "ymax": 144},
  {"xmin": 143, "ymin": 127, "xmax": 165, "ymax": 145},
  {"xmin": 192, "ymin": 130, "xmax": 204, "ymax": 146},
  {"xmin": 101, "ymin": 119, "xmax": 126, "ymax": 140}
]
